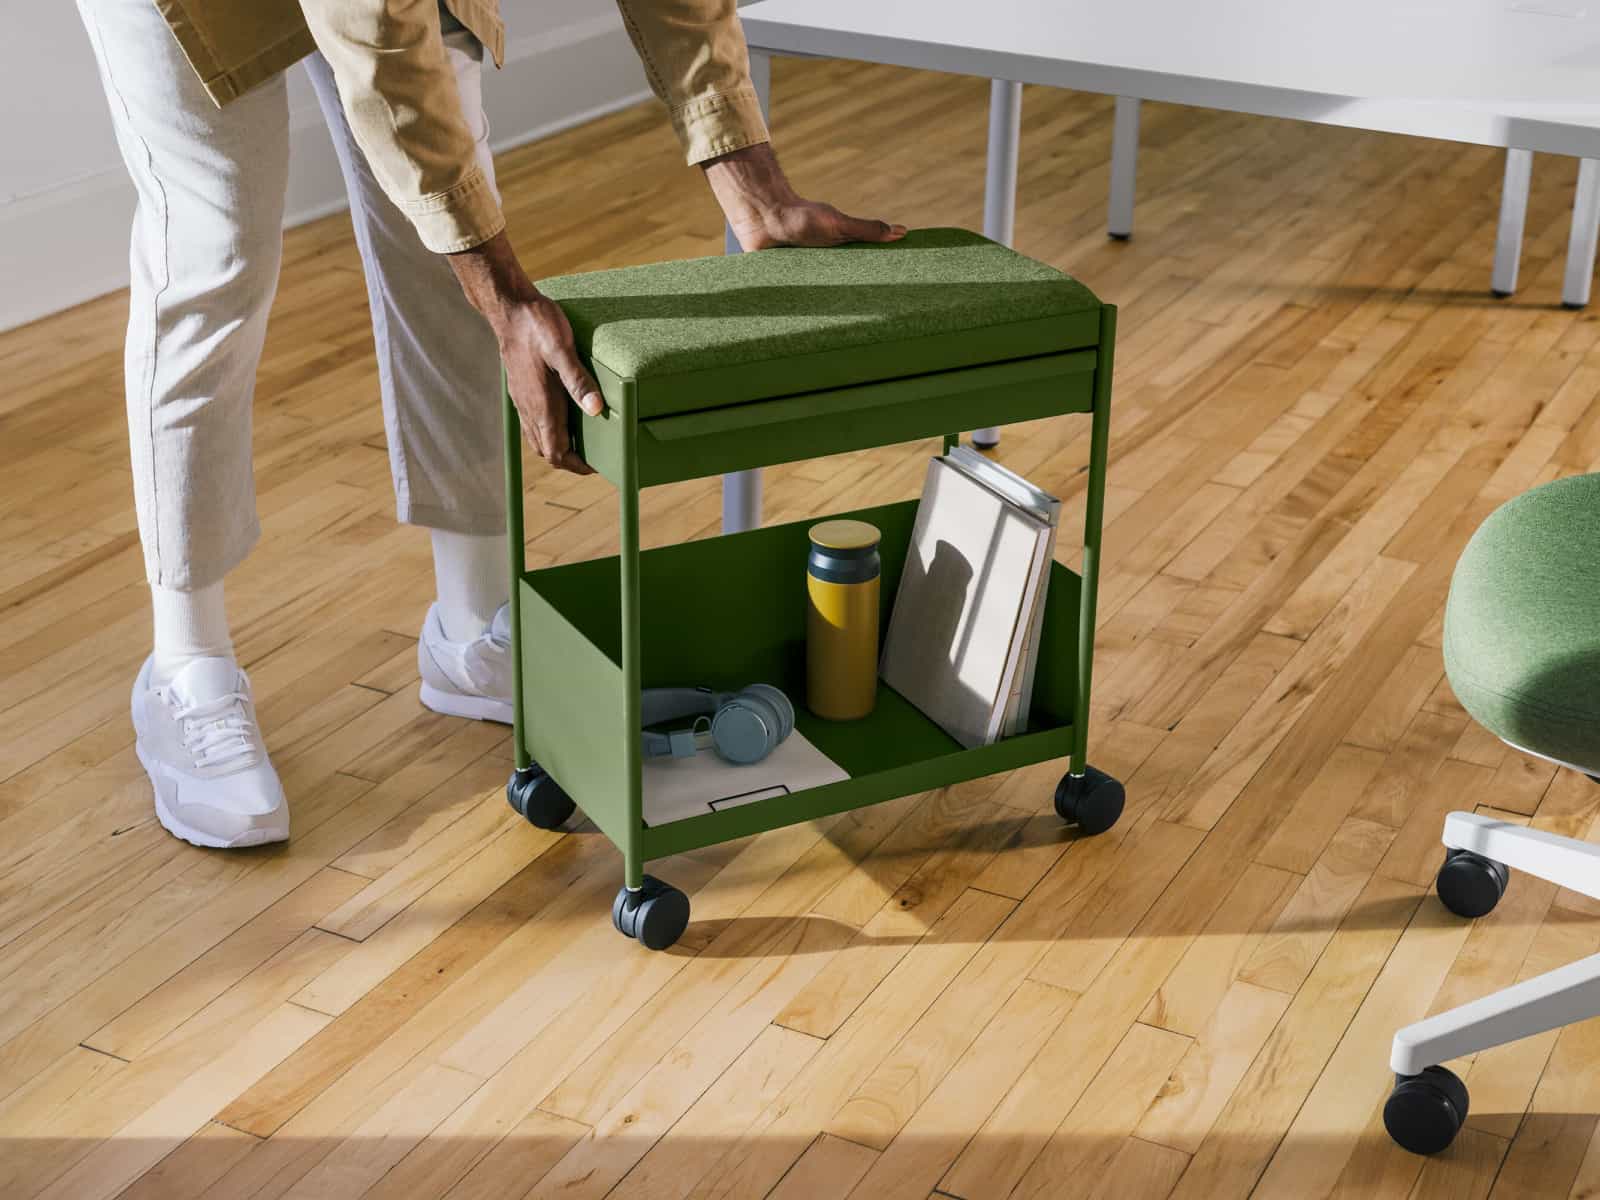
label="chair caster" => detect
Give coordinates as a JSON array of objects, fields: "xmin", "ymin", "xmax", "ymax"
[
  {"xmin": 970, "ymin": 437, "xmax": 1000, "ymax": 450},
  {"xmin": 613, "ymin": 876, "xmax": 690, "ymax": 951},
  {"xmin": 1054, "ymin": 765, "xmax": 1125, "ymax": 835},
  {"xmin": 1384, "ymin": 1065, "xmax": 1469, "ymax": 1155},
  {"xmin": 1436, "ymin": 848, "xmax": 1508, "ymax": 919},
  {"xmin": 506, "ymin": 764, "xmax": 576, "ymax": 830}
]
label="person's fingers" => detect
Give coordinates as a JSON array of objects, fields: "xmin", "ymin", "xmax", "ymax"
[
  {"xmin": 551, "ymin": 447, "xmax": 594, "ymax": 475},
  {"xmin": 532, "ymin": 297, "xmax": 604, "ymax": 416},
  {"xmin": 784, "ymin": 205, "xmax": 907, "ymax": 248},
  {"xmin": 532, "ymin": 367, "xmax": 594, "ymax": 476},
  {"xmin": 520, "ymin": 362, "xmax": 562, "ymax": 463},
  {"xmin": 506, "ymin": 357, "xmax": 548, "ymax": 458},
  {"xmin": 548, "ymin": 339, "xmax": 605, "ymax": 417},
  {"xmin": 517, "ymin": 401, "xmax": 547, "ymax": 458},
  {"xmin": 834, "ymin": 213, "xmax": 907, "ymax": 243}
]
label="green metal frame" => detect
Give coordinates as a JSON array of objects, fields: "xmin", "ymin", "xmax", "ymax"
[
  {"xmin": 1073, "ymin": 305, "xmax": 1117, "ymax": 777},
  {"xmin": 504, "ymin": 304, "xmax": 1116, "ymax": 894}
]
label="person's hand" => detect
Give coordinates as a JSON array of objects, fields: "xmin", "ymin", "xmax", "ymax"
[
  {"xmin": 703, "ymin": 143, "xmax": 907, "ymax": 251},
  {"xmin": 446, "ymin": 231, "xmax": 602, "ymax": 474}
]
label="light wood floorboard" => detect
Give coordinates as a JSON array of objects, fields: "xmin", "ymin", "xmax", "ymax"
[{"xmin": 5, "ymin": 56, "xmax": 1600, "ymax": 1199}]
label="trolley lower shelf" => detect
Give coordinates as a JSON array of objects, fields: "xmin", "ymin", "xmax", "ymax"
[{"xmin": 506, "ymin": 498, "xmax": 1124, "ymax": 948}]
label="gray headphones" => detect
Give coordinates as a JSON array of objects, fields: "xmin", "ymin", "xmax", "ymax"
[{"xmin": 641, "ymin": 685, "xmax": 795, "ymax": 765}]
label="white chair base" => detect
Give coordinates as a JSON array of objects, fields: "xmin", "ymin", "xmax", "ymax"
[
  {"xmin": 1385, "ymin": 811, "xmax": 1600, "ymax": 1153},
  {"xmin": 1392, "ymin": 813, "xmax": 1600, "ymax": 1075}
]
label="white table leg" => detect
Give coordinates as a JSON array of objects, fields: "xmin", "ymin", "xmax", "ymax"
[
  {"xmin": 720, "ymin": 50, "xmax": 773, "ymax": 533},
  {"xmin": 973, "ymin": 78, "xmax": 1023, "ymax": 451},
  {"xmin": 1108, "ymin": 96, "xmax": 1141, "ymax": 241},
  {"xmin": 983, "ymin": 79, "xmax": 1023, "ymax": 246},
  {"xmin": 1492, "ymin": 149, "xmax": 1532, "ymax": 297},
  {"xmin": 1564, "ymin": 157, "xmax": 1600, "ymax": 309}
]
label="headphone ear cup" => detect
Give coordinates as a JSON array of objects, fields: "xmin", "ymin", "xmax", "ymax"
[
  {"xmin": 742, "ymin": 684, "xmax": 794, "ymax": 743},
  {"xmin": 709, "ymin": 685, "xmax": 795, "ymax": 765},
  {"xmin": 709, "ymin": 700, "xmax": 772, "ymax": 765}
]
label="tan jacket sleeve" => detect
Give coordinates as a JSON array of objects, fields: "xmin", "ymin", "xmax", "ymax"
[
  {"xmin": 615, "ymin": 0, "xmax": 771, "ymax": 163},
  {"xmin": 298, "ymin": 0, "xmax": 505, "ymax": 253}
]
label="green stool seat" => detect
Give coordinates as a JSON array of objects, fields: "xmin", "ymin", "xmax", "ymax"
[
  {"xmin": 1445, "ymin": 473, "xmax": 1600, "ymax": 771},
  {"xmin": 538, "ymin": 227, "xmax": 1100, "ymax": 419}
]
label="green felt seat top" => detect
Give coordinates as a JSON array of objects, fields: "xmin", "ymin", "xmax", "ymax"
[
  {"xmin": 1444, "ymin": 473, "xmax": 1600, "ymax": 773},
  {"xmin": 537, "ymin": 228, "xmax": 1101, "ymax": 419}
]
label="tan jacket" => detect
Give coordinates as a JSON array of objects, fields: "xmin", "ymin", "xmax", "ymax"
[{"xmin": 155, "ymin": 0, "xmax": 769, "ymax": 252}]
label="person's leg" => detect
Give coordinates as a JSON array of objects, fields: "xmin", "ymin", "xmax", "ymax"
[
  {"xmin": 77, "ymin": 0, "xmax": 290, "ymax": 845},
  {"xmin": 429, "ymin": 529, "xmax": 507, "ymax": 642},
  {"xmin": 305, "ymin": 24, "xmax": 514, "ymax": 722},
  {"xmin": 151, "ymin": 580, "xmax": 234, "ymax": 679},
  {"xmin": 78, "ymin": 0, "xmax": 286, "ymax": 606}
]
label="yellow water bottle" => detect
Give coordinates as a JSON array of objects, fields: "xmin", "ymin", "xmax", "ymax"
[{"xmin": 806, "ymin": 519, "xmax": 881, "ymax": 720}]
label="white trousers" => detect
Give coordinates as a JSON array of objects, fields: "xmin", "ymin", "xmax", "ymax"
[{"xmin": 76, "ymin": 0, "xmax": 506, "ymax": 591}]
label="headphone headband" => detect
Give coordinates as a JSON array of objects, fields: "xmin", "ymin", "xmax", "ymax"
[
  {"xmin": 640, "ymin": 685, "xmax": 794, "ymax": 765},
  {"xmin": 639, "ymin": 687, "xmax": 733, "ymax": 729}
]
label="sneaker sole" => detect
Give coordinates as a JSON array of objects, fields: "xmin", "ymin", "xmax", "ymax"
[
  {"xmin": 420, "ymin": 683, "xmax": 514, "ymax": 725},
  {"xmin": 135, "ymin": 740, "xmax": 288, "ymax": 850}
]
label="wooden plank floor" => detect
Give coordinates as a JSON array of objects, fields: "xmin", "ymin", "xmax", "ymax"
[{"xmin": 6, "ymin": 55, "xmax": 1600, "ymax": 1200}]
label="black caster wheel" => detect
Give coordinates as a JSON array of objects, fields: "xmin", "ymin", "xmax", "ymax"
[
  {"xmin": 971, "ymin": 438, "xmax": 1000, "ymax": 451},
  {"xmin": 506, "ymin": 765, "xmax": 576, "ymax": 830},
  {"xmin": 1436, "ymin": 848, "xmax": 1508, "ymax": 919},
  {"xmin": 1384, "ymin": 1065, "xmax": 1469, "ymax": 1155},
  {"xmin": 612, "ymin": 876, "xmax": 690, "ymax": 951},
  {"xmin": 1054, "ymin": 765, "xmax": 1125, "ymax": 836}
]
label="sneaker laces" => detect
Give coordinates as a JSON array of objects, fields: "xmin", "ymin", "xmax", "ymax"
[{"xmin": 173, "ymin": 692, "xmax": 262, "ymax": 772}]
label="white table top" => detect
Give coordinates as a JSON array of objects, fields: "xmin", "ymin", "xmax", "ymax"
[{"xmin": 740, "ymin": 0, "xmax": 1600, "ymax": 157}]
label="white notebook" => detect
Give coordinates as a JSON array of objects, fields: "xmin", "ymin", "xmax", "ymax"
[
  {"xmin": 880, "ymin": 458, "xmax": 1051, "ymax": 748},
  {"xmin": 944, "ymin": 448, "xmax": 1062, "ymax": 736}
]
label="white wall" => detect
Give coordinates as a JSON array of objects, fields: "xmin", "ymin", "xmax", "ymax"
[{"xmin": 0, "ymin": 0, "xmax": 651, "ymax": 333}]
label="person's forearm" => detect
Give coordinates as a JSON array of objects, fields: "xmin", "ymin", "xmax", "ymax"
[
  {"xmin": 702, "ymin": 143, "xmax": 799, "ymax": 231},
  {"xmin": 446, "ymin": 232, "xmax": 540, "ymax": 331}
]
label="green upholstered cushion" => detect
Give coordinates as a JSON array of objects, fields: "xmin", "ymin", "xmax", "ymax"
[
  {"xmin": 1444, "ymin": 473, "xmax": 1600, "ymax": 771},
  {"xmin": 537, "ymin": 228, "xmax": 1101, "ymax": 419}
]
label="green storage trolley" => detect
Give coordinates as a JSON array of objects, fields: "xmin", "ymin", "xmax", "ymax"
[{"xmin": 502, "ymin": 229, "xmax": 1122, "ymax": 951}]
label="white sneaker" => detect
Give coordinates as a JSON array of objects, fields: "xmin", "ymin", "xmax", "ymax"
[
  {"xmin": 418, "ymin": 602, "xmax": 514, "ymax": 724},
  {"xmin": 131, "ymin": 656, "xmax": 288, "ymax": 849}
]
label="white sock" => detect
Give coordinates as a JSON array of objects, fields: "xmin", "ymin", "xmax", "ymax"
[
  {"xmin": 150, "ymin": 580, "xmax": 234, "ymax": 685},
  {"xmin": 430, "ymin": 529, "xmax": 507, "ymax": 643}
]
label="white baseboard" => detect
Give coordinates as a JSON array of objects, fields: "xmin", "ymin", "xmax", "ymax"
[{"xmin": 0, "ymin": 15, "xmax": 651, "ymax": 334}]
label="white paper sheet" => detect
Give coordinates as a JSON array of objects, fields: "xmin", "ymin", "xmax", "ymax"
[{"xmin": 641, "ymin": 729, "xmax": 850, "ymax": 827}]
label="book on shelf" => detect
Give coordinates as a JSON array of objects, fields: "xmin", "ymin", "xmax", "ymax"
[{"xmin": 880, "ymin": 451, "xmax": 1061, "ymax": 748}]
